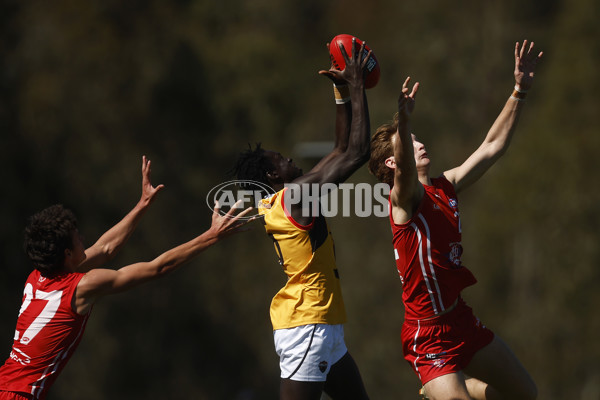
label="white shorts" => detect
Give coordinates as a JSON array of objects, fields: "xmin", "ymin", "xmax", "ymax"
[{"xmin": 273, "ymin": 324, "xmax": 348, "ymax": 382}]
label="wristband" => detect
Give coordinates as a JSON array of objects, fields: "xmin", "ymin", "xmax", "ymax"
[
  {"xmin": 333, "ymin": 84, "xmax": 350, "ymax": 104},
  {"xmin": 514, "ymin": 85, "xmax": 528, "ymax": 93},
  {"xmin": 511, "ymin": 85, "xmax": 527, "ymax": 101}
]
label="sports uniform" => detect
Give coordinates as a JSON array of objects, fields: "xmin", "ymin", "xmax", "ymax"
[
  {"xmin": 0, "ymin": 270, "xmax": 90, "ymax": 400},
  {"xmin": 259, "ymin": 187, "xmax": 347, "ymax": 381},
  {"xmin": 390, "ymin": 176, "xmax": 494, "ymax": 384}
]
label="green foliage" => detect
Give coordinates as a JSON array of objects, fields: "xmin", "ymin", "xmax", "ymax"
[{"xmin": 1, "ymin": 0, "xmax": 598, "ymax": 398}]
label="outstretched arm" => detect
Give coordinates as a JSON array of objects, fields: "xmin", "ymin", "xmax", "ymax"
[
  {"xmin": 443, "ymin": 40, "xmax": 543, "ymax": 193},
  {"xmin": 74, "ymin": 203, "xmax": 254, "ymax": 314},
  {"xmin": 296, "ymin": 38, "xmax": 371, "ymax": 186},
  {"xmin": 310, "ymin": 44, "xmax": 354, "ymax": 173},
  {"xmin": 390, "ymin": 77, "xmax": 422, "ymax": 225},
  {"xmin": 77, "ymin": 156, "xmax": 164, "ymax": 272}
]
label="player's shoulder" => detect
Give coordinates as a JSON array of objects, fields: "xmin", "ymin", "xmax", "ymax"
[{"xmin": 431, "ymin": 174, "xmax": 456, "ymax": 195}]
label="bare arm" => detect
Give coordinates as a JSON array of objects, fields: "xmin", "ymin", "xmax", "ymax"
[
  {"xmin": 309, "ymin": 93, "xmax": 352, "ymax": 173},
  {"xmin": 390, "ymin": 78, "xmax": 422, "ymax": 224},
  {"xmin": 74, "ymin": 203, "xmax": 254, "ymax": 314},
  {"xmin": 295, "ymin": 38, "xmax": 371, "ymax": 187},
  {"xmin": 77, "ymin": 156, "xmax": 164, "ymax": 272},
  {"xmin": 443, "ymin": 40, "xmax": 543, "ymax": 193},
  {"xmin": 310, "ymin": 43, "xmax": 354, "ymax": 173}
]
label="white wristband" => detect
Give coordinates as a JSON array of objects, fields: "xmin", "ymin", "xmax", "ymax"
[{"xmin": 514, "ymin": 85, "xmax": 528, "ymax": 93}]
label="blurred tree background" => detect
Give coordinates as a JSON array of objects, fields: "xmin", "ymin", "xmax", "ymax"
[{"xmin": 1, "ymin": 0, "xmax": 599, "ymax": 398}]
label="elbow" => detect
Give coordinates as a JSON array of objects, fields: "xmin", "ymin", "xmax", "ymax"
[
  {"xmin": 349, "ymin": 145, "xmax": 371, "ymax": 166},
  {"xmin": 343, "ymin": 153, "xmax": 370, "ymax": 171},
  {"xmin": 155, "ymin": 263, "xmax": 174, "ymax": 277},
  {"xmin": 488, "ymin": 138, "xmax": 510, "ymax": 158},
  {"xmin": 102, "ymin": 243, "xmax": 116, "ymax": 258},
  {"xmin": 93, "ymin": 242, "xmax": 117, "ymax": 262},
  {"xmin": 152, "ymin": 257, "xmax": 175, "ymax": 277},
  {"xmin": 357, "ymin": 152, "xmax": 371, "ymax": 167},
  {"xmin": 496, "ymin": 145, "xmax": 509, "ymax": 158},
  {"xmin": 152, "ymin": 254, "xmax": 182, "ymax": 277}
]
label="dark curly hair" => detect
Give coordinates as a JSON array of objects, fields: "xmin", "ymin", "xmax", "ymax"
[
  {"xmin": 24, "ymin": 204, "xmax": 78, "ymax": 273},
  {"xmin": 231, "ymin": 143, "xmax": 275, "ymax": 188}
]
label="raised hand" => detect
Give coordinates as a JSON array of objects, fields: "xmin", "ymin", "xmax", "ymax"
[
  {"xmin": 140, "ymin": 155, "xmax": 165, "ymax": 206},
  {"xmin": 319, "ymin": 38, "xmax": 372, "ymax": 88},
  {"xmin": 318, "ymin": 42, "xmax": 347, "ymax": 86},
  {"xmin": 398, "ymin": 76, "xmax": 419, "ymax": 118},
  {"xmin": 209, "ymin": 200, "xmax": 255, "ymax": 239},
  {"xmin": 514, "ymin": 40, "xmax": 543, "ymax": 92}
]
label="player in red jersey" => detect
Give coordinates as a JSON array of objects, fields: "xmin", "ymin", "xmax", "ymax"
[
  {"xmin": 368, "ymin": 41, "xmax": 542, "ymax": 399},
  {"xmin": 0, "ymin": 157, "xmax": 252, "ymax": 400}
]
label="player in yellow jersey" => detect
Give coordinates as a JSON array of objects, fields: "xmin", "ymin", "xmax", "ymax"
[{"xmin": 233, "ymin": 38, "xmax": 371, "ymax": 400}]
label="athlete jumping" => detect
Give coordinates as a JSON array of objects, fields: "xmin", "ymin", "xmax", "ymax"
[
  {"xmin": 0, "ymin": 157, "xmax": 251, "ymax": 400},
  {"xmin": 368, "ymin": 40, "xmax": 543, "ymax": 399},
  {"xmin": 233, "ymin": 38, "xmax": 371, "ymax": 400}
]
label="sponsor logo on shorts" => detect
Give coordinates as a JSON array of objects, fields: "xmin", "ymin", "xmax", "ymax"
[
  {"xmin": 425, "ymin": 352, "xmax": 448, "ymax": 368},
  {"xmin": 318, "ymin": 360, "xmax": 328, "ymax": 373},
  {"xmin": 425, "ymin": 351, "xmax": 447, "ymax": 360}
]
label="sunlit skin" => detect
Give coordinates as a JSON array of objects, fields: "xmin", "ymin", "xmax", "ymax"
[
  {"xmin": 385, "ymin": 40, "xmax": 542, "ymax": 400},
  {"xmin": 252, "ymin": 38, "xmax": 372, "ymax": 400},
  {"xmin": 385, "ymin": 133, "xmax": 431, "ymax": 186},
  {"xmin": 411, "ymin": 134, "xmax": 430, "ymax": 172},
  {"xmin": 262, "ymin": 150, "xmax": 303, "ymax": 191}
]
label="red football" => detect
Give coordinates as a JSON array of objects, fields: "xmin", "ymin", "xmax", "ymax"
[{"xmin": 329, "ymin": 34, "xmax": 380, "ymax": 89}]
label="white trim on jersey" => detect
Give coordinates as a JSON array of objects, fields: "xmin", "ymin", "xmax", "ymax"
[
  {"xmin": 417, "ymin": 214, "xmax": 445, "ymax": 314},
  {"xmin": 412, "ymin": 214, "xmax": 446, "ymax": 316},
  {"xmin": 31, "ymin": 312, "xmax": 90, "ymax": 399},
  {"xmin": 411, "ymin": 222, "xmax": 438, "ymax": 314},
  {"xmin": 412, "ymin": 319, "xmax": 422, "ymax": 380}
]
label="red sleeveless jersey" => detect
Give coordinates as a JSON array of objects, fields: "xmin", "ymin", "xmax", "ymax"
[
  {"xmin": 390, "ymin": 176, "xmax": 477, "ymax": 320},
  {"xmin": 0, "ymin": 270, "xmax": 90, "ymax": 399}
]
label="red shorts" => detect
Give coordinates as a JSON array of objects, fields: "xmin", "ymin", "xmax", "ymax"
[
  {"xmin": 401, "ymin": 298, "xmax": 494, "ymax": 385},
  {"xmin": 0, "ymin": 391, "xmax": 33, "ymax": 400}
]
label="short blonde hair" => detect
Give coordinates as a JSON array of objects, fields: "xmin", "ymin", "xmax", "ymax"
[{"xmin": 368, "ymin": 112, "xmax": 399, "ymax": 187}]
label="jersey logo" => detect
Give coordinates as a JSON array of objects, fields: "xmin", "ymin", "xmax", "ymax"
[
  {"xmin": 448, "ymin": 242, "xmax": 463, "ymax": 267},
  {"xmin": 9, "ymin": 348, "xmax": 31, "ymax": 366},
  {"xmin": 318, "ymin": 360, "xmax": 328, "ymax": 373}
]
